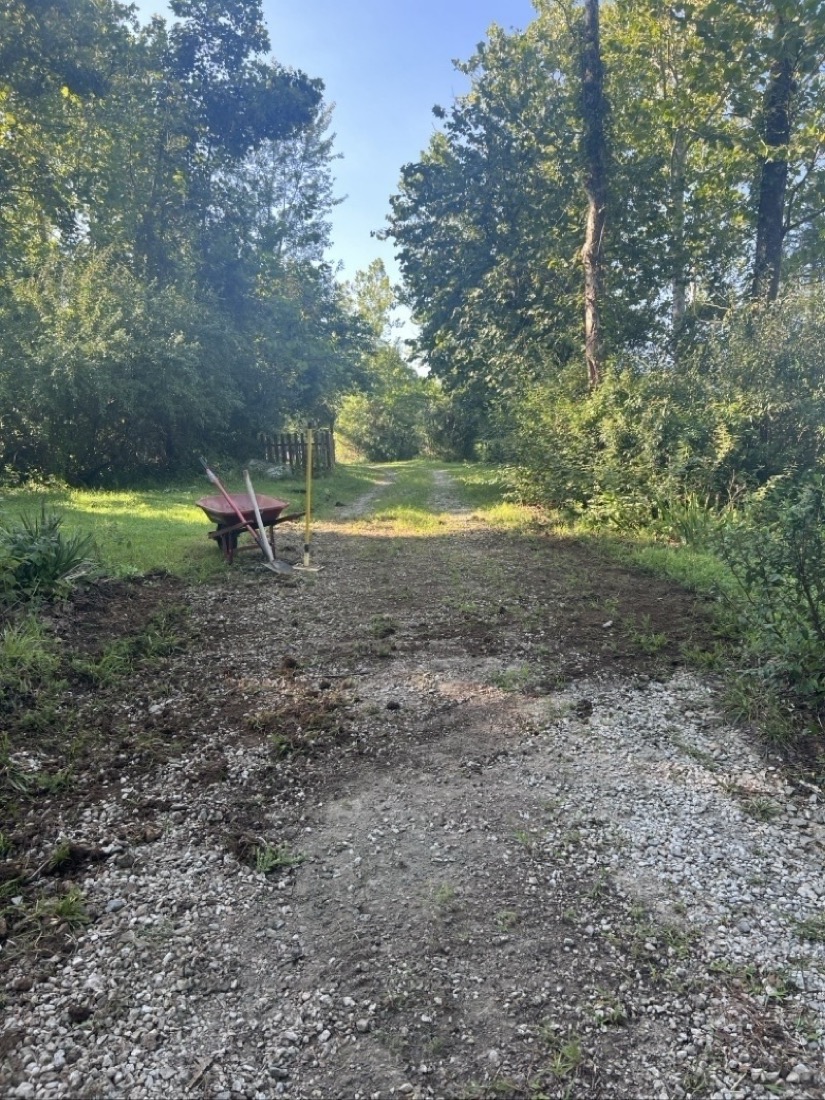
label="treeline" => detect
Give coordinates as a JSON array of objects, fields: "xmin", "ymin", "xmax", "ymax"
[
  {"xmin": 387, "ymin": 0, "xmax": 825, "ymax": 482},
  {"xmin": 0, "ymin": 0, "xmax": 370, "ymax": 484},
  {"xmin": 386, "ymin": 0, "xmax": 825, "ymax": 725}
]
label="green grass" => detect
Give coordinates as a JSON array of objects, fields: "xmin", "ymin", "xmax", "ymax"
[
  {"xmin": 362, "ymin": 459, "xmax": 448, "ymax": 532},
  {"xmin": 0, "ymin": 615, "xmax": 60, "ymax": 697},
  {"xmin": 350, "ymin": 459, "xmax": 545, "ymax": 534},
  {"xmin": 0, "ymin": 463, "xmax": 386, "ymax": 580},
  {"xmin": 448, "ymin": 463, "xmax": 542, "ymax": 529},
  {"xmin": 795, "ymin": 913, "xmax": 825, "ymax": 943},
  {"xmin": 446, "ymin": 463, "xmax": 514, "ymax": 510}
]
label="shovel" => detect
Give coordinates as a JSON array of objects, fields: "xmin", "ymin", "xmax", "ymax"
[
  {"xmin": 200, "ymin": 457, "xmax": 291, "ymax": 575},
  {"xmin": 243, "ymin": 468, "xmax": 294, "ymax": 574}
]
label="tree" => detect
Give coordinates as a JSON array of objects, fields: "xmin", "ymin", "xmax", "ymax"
[
  {"xmin": 603, "ymin": 0, "xmax": 755, "ymax": 342},
  {"xmin": 0, "ymin": 0, "xmax": 367, "ymax": 482},
  {"xmin": 579, "ymin": 0, "xmax": 608, "ymax": 386},
  {"xmin": 337, "ymin": 259, "xmax": 434, "ymax": 461},
  {"xmin": 387, "ymin": 19, "xmax": 585, "ymax": 409},
  {"xmin": 0, "ymin": 0, "xmax": 131, "ymax": 270},
  {"xmin": 750, "ymin": 0, "xmax": 825, "ymax": 300}
]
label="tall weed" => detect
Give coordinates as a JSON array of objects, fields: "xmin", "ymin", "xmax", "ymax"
[
  {"xmin": 0, "ymin": 509, "xmax": 97, "ymax": 605},
  {"xmin": 713, "ymin": 475, "xmax": 825, "ymax": 711}
]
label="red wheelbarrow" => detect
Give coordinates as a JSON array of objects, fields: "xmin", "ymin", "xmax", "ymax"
[{"xmin": 197, "ymin": 492, "xmax": 302, "ymax": 564}]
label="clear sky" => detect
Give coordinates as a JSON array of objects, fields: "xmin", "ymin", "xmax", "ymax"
[
  {"xmin": 134, "ymin": 1, "xmax": 538, "ymax": 293},
  {"xmin": 261, "ymin": 0, "xmax": 538, "ymax": 287}
]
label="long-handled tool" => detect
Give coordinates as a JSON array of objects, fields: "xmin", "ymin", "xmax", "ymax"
[
  {"xmin": 243, "ymin": 467, "xmax": 294, "ymax": 574},
  {"xmin": 200, "ymin": 457, "xmax": 287, "ymax": 574},
  {"xmin": 292, "ymin": 424, "xmax": 322, "ymax": 572}
]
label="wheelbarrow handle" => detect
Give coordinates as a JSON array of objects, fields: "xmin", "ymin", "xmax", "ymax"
[{"xmin": 199, "ymin": 457, "xmax": 267, "ymax": 555}]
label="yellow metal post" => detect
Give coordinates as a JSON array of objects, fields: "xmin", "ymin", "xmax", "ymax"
[
  {"xmin": 303, "ymin": 426, "xmax": 313, "ymax": 566},
  {"xmin": 294, "ymin": 424, "xmax": 322, "ymax": 572}
]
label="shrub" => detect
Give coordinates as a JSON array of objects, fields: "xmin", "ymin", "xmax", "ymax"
[
  {"xmin": 504, "ymin": 287, "xmax": 825, "ymax": 534},
  {"xmin": 713, "ymin": 474, "xmax": 825, "ymax": 712},
  {"xmin": 0, "ymin": 509, "xmax": 97, "ymax": 605}
]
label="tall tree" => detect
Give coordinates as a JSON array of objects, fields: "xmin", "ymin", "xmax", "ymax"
[
  {"xmin": 750, "ymin": 0, "xmax": 825, "ymax": 300},
  {"xmin": 0, "ymin": 0, "xmax": 131, "ymax": 269},
  {"xmin": 604, "ymin": 0, "xmax": 755, "ymax": 341},
  {"xmin": 579, "ymin": 0, "xmax": 608, "ymax": 386}
]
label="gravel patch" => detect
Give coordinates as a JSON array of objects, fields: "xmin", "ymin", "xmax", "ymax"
[{"xmin": 1, "ymin": 468, "xmax": 822, "ymax": 1099}]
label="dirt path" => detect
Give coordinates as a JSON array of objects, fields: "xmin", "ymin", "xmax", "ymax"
[{"xmin": 1, "ymin": 466, "xmax": 823, "ymax": 1099}]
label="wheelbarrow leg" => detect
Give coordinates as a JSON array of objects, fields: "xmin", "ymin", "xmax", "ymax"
[{"xmin": 217, "ymin": 529, "xmax": 234, "ymax": 563}]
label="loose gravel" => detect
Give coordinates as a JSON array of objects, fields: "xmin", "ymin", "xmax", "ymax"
[{"xmin": 1, "ymin": 468, "xmax": 823, "ymax": 1099}]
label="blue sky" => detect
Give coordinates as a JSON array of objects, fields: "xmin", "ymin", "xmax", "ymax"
[
  {"xmin": 134, "ymin": 1, "xmax": 538, "ymax": 292},
  {"xmin": 261, "ymin": 0, "xmax": 538, "ymax": 286}
]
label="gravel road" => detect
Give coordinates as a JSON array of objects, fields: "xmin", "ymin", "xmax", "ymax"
[{"xmin": 1, "ymin": 467, "xmax": 823, "ymax": 1099}]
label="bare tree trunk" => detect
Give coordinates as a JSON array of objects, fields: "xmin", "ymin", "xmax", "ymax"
[
  {"xmin": 580, "ymin": 0, "xmax": 608, "ymax": 387},
  {"xmin": 751, "ymin": 15, "xmax": 795, "ymax": 302},
  {"xmin": 670, "ymin": 129, "xmax": 687, "ymax": 334}
]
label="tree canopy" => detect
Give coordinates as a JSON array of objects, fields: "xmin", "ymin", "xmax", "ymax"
[
  {"xmin": 0, "ymin": 0, "xmax": 366, "ymax": 484},
  {"xmin": 387, "ymin": 0, "xmax": 825, "ymax": 408}
]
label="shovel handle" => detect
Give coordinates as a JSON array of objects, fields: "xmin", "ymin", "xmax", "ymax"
[
  {"xmin": 200, "ymin": 458, "xmax": 267, "ymax": 554},
  {"xmin": 243, "ymin": 468, "xmax": 276, "ymax": 564}
]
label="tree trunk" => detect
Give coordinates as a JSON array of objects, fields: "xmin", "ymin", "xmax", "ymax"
[
  {"xmin": 670, "ymin": 129, "xmax": 687, "ymax": 335},
  {"xmin": 751, "ymin": 16, "xmax": 795, "ymax": 302},
  {"xmin": 580, "ymin": 0, "xmax": 608, "ymax": 387}
]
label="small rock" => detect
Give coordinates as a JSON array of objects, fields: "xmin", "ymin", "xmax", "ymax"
[{"xmin": 105, "ymin": 898, "xmax": 127, "ymax": 913}]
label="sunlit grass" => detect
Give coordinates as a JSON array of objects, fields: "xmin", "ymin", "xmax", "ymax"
[
  {"xmin": 622, "ymin": 542, "xmax": 738, "ymax": 599},
  {"xmin": 354, "ymin": 460, "xmax": 451, "ymax": 533},
  {"xmin": 447, "ymin": 462, "xmax": 514, "ymax": 510},
  {"xmin": 478, "ymin": 500, "xmax": 542, "ymax": 530},
  {"xmin": 0, "ymin": 463, "xmax": 387, "ymax": 579}
]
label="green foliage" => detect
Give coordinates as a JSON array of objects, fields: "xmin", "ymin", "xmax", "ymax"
[
  {"xmin": 338, "ymin": 260, "xmax": 448, "ymax": 462},
  {"xmin": 0, "ymin": 615, "xmax": 59, "ymax": 705},
  {"xmin": 506, "ymin": 289, "xmax": 825, "ymax": 528},
  {"xmin": 0, "ymin": 0, "xmax": 366, "ymax": 486},
  {"xmin": 253, "ymin": 842, "xmax": 304, "ymax": 874},
  {"xmin": 0, "ymin": 509, "xmax": 96, "ymax": 604},
  {"xmin": 713, "ymin": 475, "xmax": 825, "ymax": 709},
  {"xmin": 338, "ymin": 380, "xmax": 427, "ymax": 463}
]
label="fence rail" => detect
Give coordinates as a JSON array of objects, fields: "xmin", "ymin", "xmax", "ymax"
[{"xmin": 263, "ymin": 429, "xmax": 335, "ymax": 474}]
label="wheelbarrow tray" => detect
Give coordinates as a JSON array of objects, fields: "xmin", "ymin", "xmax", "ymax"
[{"xmin": 197, "ymin": 493, "xmax": 289, "ymax": 528}]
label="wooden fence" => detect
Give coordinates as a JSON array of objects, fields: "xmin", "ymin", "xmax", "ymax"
[{"xmin": 262, "ymin": 429, "xmax": 336, "ymax": 474}]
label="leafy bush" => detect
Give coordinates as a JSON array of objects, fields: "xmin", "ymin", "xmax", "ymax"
[
  {"xmin": 505, "ymin": 288, "xmax": 825, "ymax": 534},
  {"xmin": 338, "ymin": 391, "xmax": 425, "ymax": 461},
  {"xmin": 713, "ymin": 475, "xmax": 825, "ymax": 711},
  {"xmin": 0, "ymin": 509, "xmax": 97, "ymax": 605}
]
